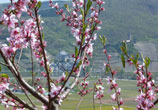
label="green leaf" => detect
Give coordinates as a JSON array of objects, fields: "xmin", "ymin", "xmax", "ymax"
[
  {"xmin": 0, "ymin": 66, "xmax": 1, "ymax": 72},
  {"xmin": 136, "ymin": 53, "xmax": 139, "ymax": 61},
  {"xmin": 80, "ymin": 9, "xmax": 84, "ymax": 21},
  {"xmin": 121, "ymin": 42, "xmax": 127, "ymax": 55},
  {"xmin": 99, "ymin": 35, "xmax": 107, "ymax": 46},
  {"xmin": 75, "ymin": 47, "xmax": 79, "ymax": 57},
  {"xmin": 42, "ymin": 33, "xmax": 45, "ymax": 40},
  {"xmin": 80, "ymin": 9, "xmax": 84, "ymax": 16},
  {"xmin": 86, "ymin": 0, "xmax": 92, "ymax": 14},
  {"xmin": 65, "ymin": 71, "xmax": 69, "ymax": 79},
  {"xmin": 82, "ymin": 36, "xmax": 85, "ymax": 45},
  {"xmin": 105, "ymin": 65, "xmax": 110, "ymax": 74},
  {"xmin": 121, "ymin": 54, "xmax": 125, "ymax": 68},
  {"xmin": 83, "ymin": 24, "xmax": 87, "ymax": 33},
  {"xmin": 99, "ymin": 35, "xmax": 103, "ymax": 45},
  {"xmin": 0, "ymin": 73, "xmax": 9, "ymax": 78},
  {"xmin": 144, "ymin": 57, "xmax": 150, "ymax": 69},
  {"xmin": 120, "ymin": 46, "xmax": 125, "ymax": 52},
  {"xmin": 102, "ymin": 35, "xmax": 107, "ymax": 46},
  {"xmin": 99, "ymin": 35, "xmax": 102, "ymax": 41},
  {"xmin": 96, "ymin": 84, "xmax": 100, "ymax": 89},
  {"xmin": 131, "ymin": 53, "xmax": 139, "ymax": 67},
  {"xmin": 36, "ymin": 1, "xmax": 42, "ymax": 9},
  {"xmin": 64, "ymin": 4, "xmax": 69, "ymax": 9},
  {"xmin": 76, "ymin": 60, "xmax": 82, "ymax": 68},
  {"xmin": 91, "ymin": 24, "xmax": 95, "ymax": 31},
  {"xmin": 64, "ymin": 4, "xmax": 69, "ymax": 11},
  {"xmin": 122, "ymin": 41, "xmax": 126, "ymax": 48}
]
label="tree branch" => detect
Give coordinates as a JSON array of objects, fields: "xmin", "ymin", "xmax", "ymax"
[
  {"xmin": 30, "ymin": 42, "xmax": 34, "ymax": 87},
  {"xmin": 0, "ymin": 48, "xmax": 49, "ymax": 105},
  {"xmin": 5, "ymin": 90, "xmax": 36, "ymax": 110},
  {"xmin": 17, "ymin": 48, "xmax": 23, "ymax": 67},
  {"xmin": 0, "ymin": 62, "xmax": 10, "ymax": 67},
  {"xmin": 61, "ymin": 51, "xmax": 86, "ymax": 99},
  {"xmin": 34, "ymin": 7, "xmax": 51, "ymax": 103}
]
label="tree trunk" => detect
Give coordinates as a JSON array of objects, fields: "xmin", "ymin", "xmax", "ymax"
[{"xmin": 49, "ymin": 101, "xmax": 59, "ymax": 110}]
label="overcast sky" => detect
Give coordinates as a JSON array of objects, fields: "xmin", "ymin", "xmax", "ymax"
[{"xmin": 0, "ymin": 0, "xmax": 50, "ymax": 4}]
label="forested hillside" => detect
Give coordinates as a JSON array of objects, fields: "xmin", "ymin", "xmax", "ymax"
[
  {"xmin": 1, "ymin": 0, "xmax": 158, "ymax": 55},
  {"xmin": 0, "ymin": 0, "xmax": 158, "ymax": 76},
  {"xmin": 41, "ymin": 0, "xmax": 158, "ymax": 55}
]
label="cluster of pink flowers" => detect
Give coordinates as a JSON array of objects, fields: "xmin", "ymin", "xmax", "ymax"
[
  {"xmin": 3, "ymin": 0, "xmax": 156, "ymax": 110},
  {"xmin": 50, "ymin": 83, "xmax": 65, "ymax": 105},
  {"xmin": 49, "ymin": 73, "xmax": 67, "ymax": 104},
  {"xmin": 0, "ymin": 0, "xmax": 28, "ymax": 58},
  {"xmin": 49, "ymin": 0, "xmax": 105, "ymax": 69},
  {"xmin": 0, "ymin": 0, "xmax": 51, "ymax": 67},
  {"xmin": 107, "ymin": 77, "xmax": 118, "ymax": 91},
  {"xmin": 0, "ymin": 77, "xmax": 9, "ymax": 94},
  {"xmin": 134, "ymin": 64, "xmax": 155, "ymax": 110},
  {"xmin": 0, "ymin": 77, "xmax": 24, "ymax": 109},
  {"xmin": 48, "ymin": 0, "xmax": 105, "ymax": 105},
  {"xmin": 0, "ymin": 0, "xmax": 53, "ymax": 76},
  {"xmin": 0, "ymin": 95, "xmax": 24, "ymax": 110},
  {"xmin": 94, "ymin": 79, "xmax": 104, "ymax": 100},
  {"xmin": 75, "ymin": 72, "xmax": 91, "ymax": 97},
  {"xmin": 50, "ymin": 83, "xmax": 61, "ymax": 98},
  {"xmin": 103, "ymin": 49, "xmax": 123, "ymax": 110},
  {"xmin": 0, "ymin": 0, "xmax": 54, "ymax": 108},
  {"xmin": 78, "ymin": 80, "xmax": 92, "ymax": 96},
  {"xmin": 107, "ymin": 77, "xmax": 123, "ymax": 109},
  {"xmin": 37, "ymin": 85, "xmax": 46, "ymax": 95}
]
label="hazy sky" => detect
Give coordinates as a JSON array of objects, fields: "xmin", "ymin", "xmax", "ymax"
[{"xmin": 0, "ymin": 0, "xmax": 49, "ymax": 4}]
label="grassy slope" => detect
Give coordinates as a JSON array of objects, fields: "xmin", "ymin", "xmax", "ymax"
[{"xmin": 1, "ymin": 80, "xmax": 158, "ymax": 110}]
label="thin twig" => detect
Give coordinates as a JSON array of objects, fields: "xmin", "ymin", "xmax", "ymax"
[
  {"xmin": 34, "ymin": 7, "xmax": 51, "ymax": 102},
  {"xmin": 99, "ymin": 99, "xmax": 102, "ymax": 110},
  {"xmin": 104, "ymin": 46, "xmax": 121, "ymax": 108},
  {"xmin": 57, "ymin": 0, "xmax": 88, "ymax": 97},
  {"xmin": 60, "ymin": 50, "xmax": 86, "ymax": 100},
  {"xmin": 5, "ymin": 90, "xmax": 36, "ymax": 110},
  {"xmin": 0, "ymin": 62, "xmax": 10, "ymax": 67},
  {"xmin": 75, "ymin": 97, "xmax": 82, "ymax": 110},
  {"xmin": 23, "ymin": 87, "xmax": 37, "ymax": 108},
  {"xmin": 17, "ymin": 48, "xmax": 23, "ymax": 66},
  {"xmin": 30, "ymin": 43, "xmax": 34, "ymax": 87},
  {"xmin": 93, "ymin": 86, "xmax": 96, "ymax": 110},
  {"xmin": 34, "ymin": 7, "xmax": 53, "ymax": 109}
]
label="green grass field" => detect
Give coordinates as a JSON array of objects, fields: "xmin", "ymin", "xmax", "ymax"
[
  {"xmin": 0, "ymin": 79, "xmax": 158, "ymax": 110},
  {"xmin": 60, "ymin": 79, "xmax": 137, "ymax": 110}
]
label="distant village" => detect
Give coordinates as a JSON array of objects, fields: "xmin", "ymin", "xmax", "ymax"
[
  {"xmin": 51, "ymin": 40, "xmax": 158, "ymax": 80},
  {"xmin": 50, "ymin": 51, "xmax": 74, "ymax": 77}
]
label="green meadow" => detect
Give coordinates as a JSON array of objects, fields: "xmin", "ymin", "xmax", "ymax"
[{"xmin": 0, "ymin": 79, "xmax": 158, "ymax": 110}]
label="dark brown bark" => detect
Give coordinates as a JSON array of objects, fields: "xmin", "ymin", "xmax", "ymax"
[{"xmin": 49, "ymin": 101, "xmax": 59, "ymax": 110}]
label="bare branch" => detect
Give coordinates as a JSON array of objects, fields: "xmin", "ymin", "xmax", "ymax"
[
  {"xmin": 34, "ymin": 7, "xmax": 52, "ymax": 103},
  {"xmin": 17, "ymin": 48, "xmax": 23, "ymax": 66},
  {"xmin": 0, "ymin": 62, "xmax": 10, "ymax": 67},
  {"xmin": 61, "ymin": 51, "xmax": 86, "ymax": 99},
  {"xmin": 0, "ymin": 48, "xmax": 49, "ymax": 105},
  {"xmin": 5, "ymin": 90, "xmax": 36, "ymax": 110},
  {"xmin": 30, "ymin": 42, "xmax": 34, "ymax": 87},
  {"xmin": 22, "ymin": 87, "xmax": 37, "ymax": 108}
]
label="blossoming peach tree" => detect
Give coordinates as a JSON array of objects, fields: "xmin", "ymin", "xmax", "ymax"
[{"xmin": 0, "ymin": 0, "xmax": 158, "ymax": 110}]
